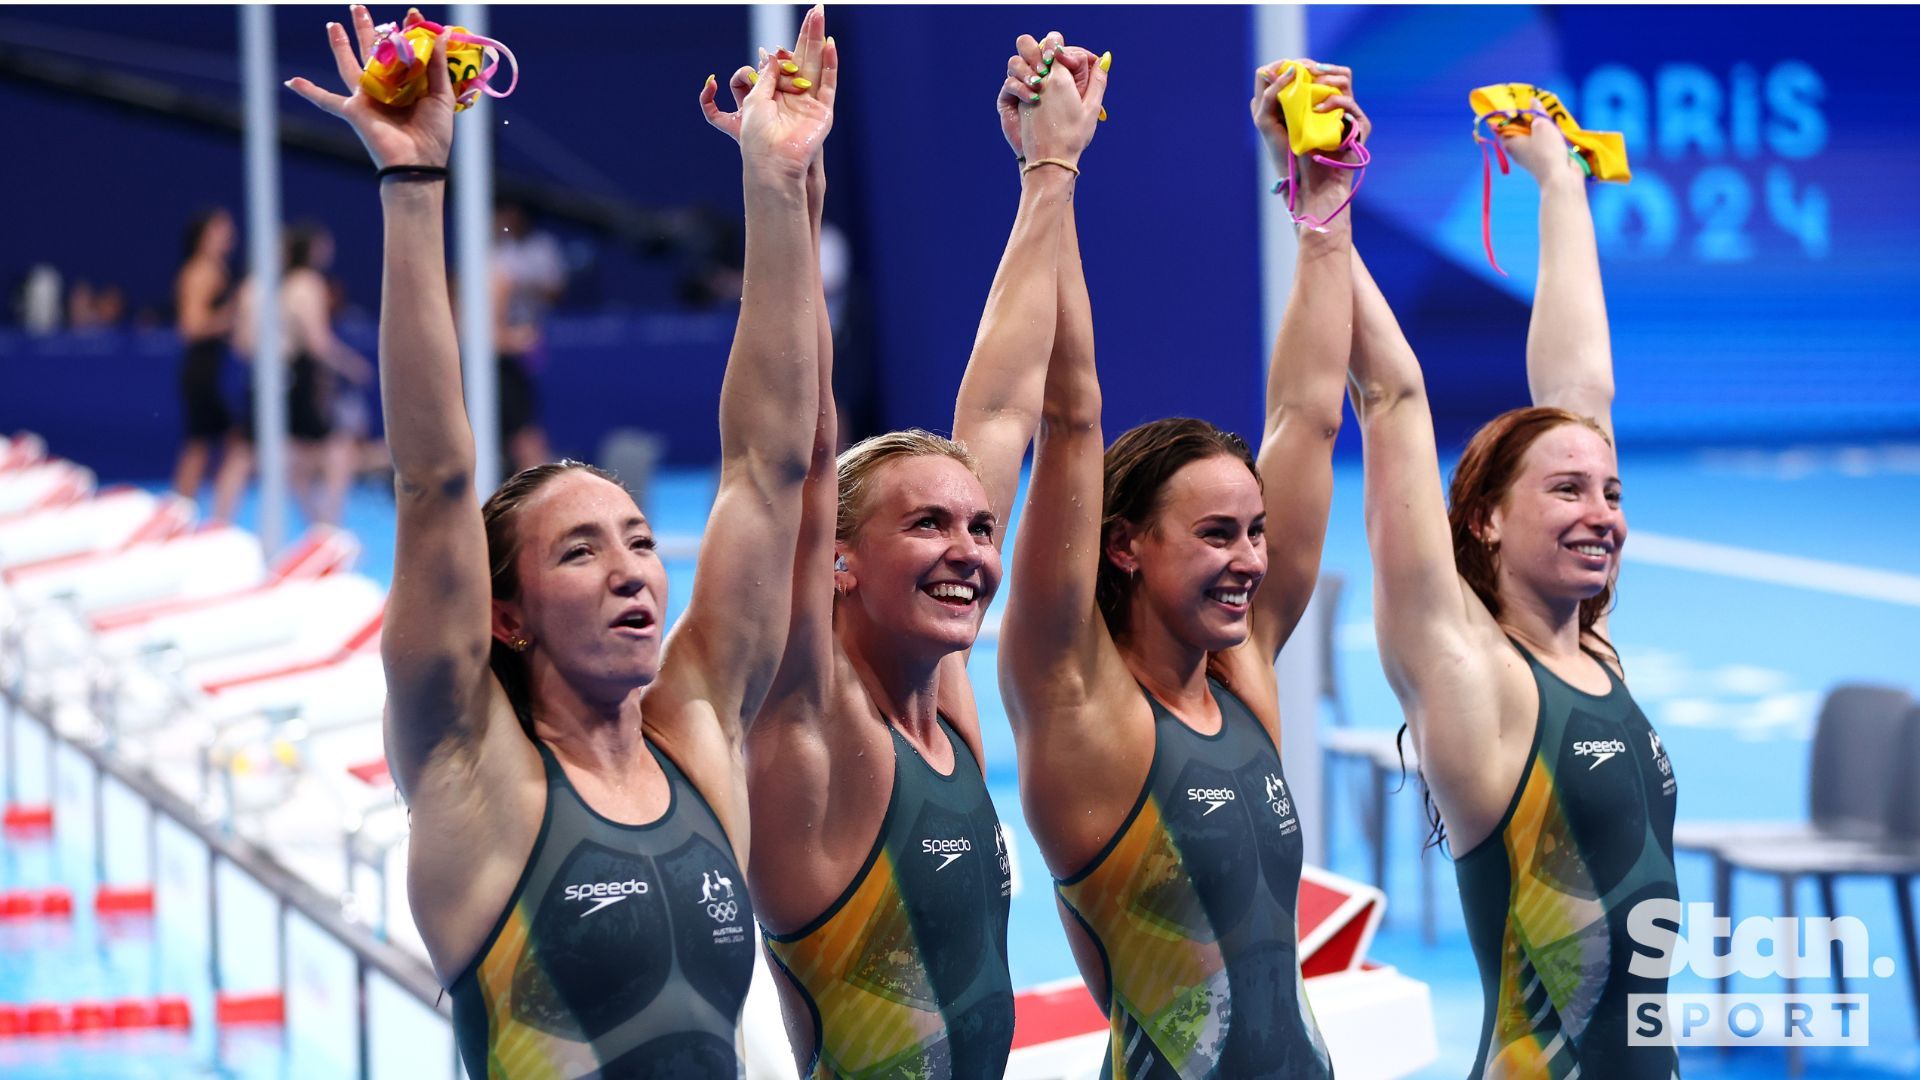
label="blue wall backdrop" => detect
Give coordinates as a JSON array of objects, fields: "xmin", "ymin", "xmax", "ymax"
[
  {"xmin": 3, "ymin": 5, "xmax": 1916, "ymax": 480},
  {"xmin": 1312, "ymin": 3, "xmax": 1920, "ymax": 443}
]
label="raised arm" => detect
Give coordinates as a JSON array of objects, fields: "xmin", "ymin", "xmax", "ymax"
[
  {"xmin": 1245, "ymin": 62, "xmax": 1363, "ymax": 662},
  {"xmin": 998, "ymin": 45, "xmax": 1115, "ymax": 729},
  {"xmin": 1348, "ymin": 250, "xmax": 1497, "ymax": 757},
  {"xmin": 288, "ymin": 8, "xmax": 488, "ymax": 793},
  {"xmin": 1507, "ymin": 120, "xmax": 1614, "ymax": 437},
  {"xmin": 660, "ymin": 9, "xmax": 835, "ymax": 739},
  {"xmin": 953, "ymin": 33, "xmax": 1096, "ymax": 534},
  {"xmin": 699, "ymin": 25, "xmax": 840, "ymax": 719}
]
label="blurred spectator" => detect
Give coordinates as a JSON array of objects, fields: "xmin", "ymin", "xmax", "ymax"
[
  {"xmin": 169, "ymin": 208, "xmax": 253, "ymax": 519},
  {"xmin": 232, "ymin": 223, "xmax": 375, "ymax": 528},
  {"xmin": 65, "ymin": 278, "xmax": 130, "ymax": 330},
  {"xmin": 93, "ymin": 284, "xmax": 127, "ymax": 327},
  {"xmin": 493, "ymin": 199, "xmax": 564, "ymax": 473},
  {"xmin": 326, "ymin": 273, "xmax": 391, "ymax": 486}
]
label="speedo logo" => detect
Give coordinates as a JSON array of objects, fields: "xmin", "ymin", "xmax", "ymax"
[
  {"xmin": 1187, "ymin": 787, "xmax": 1237, "ymax": 815},
  {"xmin": 1573, "ymin": 739, "xmax": 1629, "ymax": 769},
  {"xmin": 923, "ymin": 837, "xmax": 972, "ymax": 871},
  {"xmin": 563, "ymin": 878, "xmax": 650, "ymax": 918}
]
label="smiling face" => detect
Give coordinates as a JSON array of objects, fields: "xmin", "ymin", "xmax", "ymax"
[
  {"xmin": 491, "ymin": 470, "xmax": 667, "ymax": 700},
  {"xmin": 1109, "ymin": 453, "xmax": 1268, "ymax": 653},
  {"xmin": 1482, "ymin": 422, "xmax": 1626, "ymax": 608},
  {"xmin": 837, "ymin": 454, "xmax": 1001, "ymax": 657}
]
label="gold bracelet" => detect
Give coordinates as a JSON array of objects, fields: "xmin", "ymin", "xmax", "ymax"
[{"xmin": 1021, "ymin": 157, "xmax": 1080, "ymax": 176}]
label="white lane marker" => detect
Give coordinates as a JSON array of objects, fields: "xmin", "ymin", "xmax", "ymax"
[{"xmin": 1627, "ymin": 532, "xmax": 1920, "ymax": 608}]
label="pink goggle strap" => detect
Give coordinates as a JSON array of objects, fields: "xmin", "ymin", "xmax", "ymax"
[
  {"xmin": 1273, "ymin": 124, "xmax": 1371, "ymax": 233},
  {"xmin": 369, "ymin": 22, "xmax": 519, "ymax": 107},
  {"xmin": 447, "ymin": 30, "xmax": 519, "ymax": 106},
  {"xmin": 1473, "ymin": 106, "xmax": 1553, "ymax": 277}
]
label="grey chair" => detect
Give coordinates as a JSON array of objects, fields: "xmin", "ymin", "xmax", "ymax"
[
  {"xmin": 1712, "ymin": 701, "xmax": 1920, "ymax": 1074},
  {"xmin": 1675, "ymin": 683, "xmax": 1913, "ymax": 856}
]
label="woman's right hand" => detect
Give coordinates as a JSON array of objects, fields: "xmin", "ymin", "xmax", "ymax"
[
  {"xmin": 1500, "ymin": 116, "xmax": 1581, "ymax": 186},
  {"xmin": 700, "ymin": 5, "xmax": 836, "ymax": 179},
  {"xmin": 287, "ymin": 6, "xmax": 455, "ymax": 170}
]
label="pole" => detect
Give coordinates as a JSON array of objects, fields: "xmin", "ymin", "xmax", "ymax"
[
  {"xmin": 451, "ymin": 3, "xmax": 498, "ymax": 496},
  {"xmin": 1256, "ymin": 5, "xmax": 1328, "ymax": 867},
  {"xmin": 240, "ymin": 4, "xmax": 287, "ymax": 552},
  {"xmin": 750, "ymin": 5, "xmax": 799, "ymax": 60}
]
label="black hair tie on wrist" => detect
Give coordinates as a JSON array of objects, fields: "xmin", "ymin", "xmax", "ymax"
[{"xmin": 377, "ymin": 164, "xmax": 450, "ymax": 183}]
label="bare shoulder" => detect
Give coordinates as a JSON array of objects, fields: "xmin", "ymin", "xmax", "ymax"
[
  {"xmin": 642, "ymin": 665, "xmax": 750, "ymax": 855},
  {"xmin": 399, "ymin": 691, "xmax": 548, "ymax": 983},
  {"xmin": 1387, "ymin": 577, "xmax": 1510, "ymax": 717},
  {"xmin": 1014, "ymin": 663, "xmax": 1158, "ymax": 879}
]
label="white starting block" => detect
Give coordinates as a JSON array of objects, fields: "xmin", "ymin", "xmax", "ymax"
[
  {"xmin": 97, "ymin": 574, "xmax": 386, "ymax": 682},
  {"xmin": 1, "ymin": 432, "xmax": 49, "ymax": 472},
  {"xmin": 0, "ymin": 458, "xmax": 93, "ymax": 518},
  {"xmin": 5, "ymin": 525, "xmax": 265, "ymax": 618},
  {"xmin": 89, "ymin": 524, "xmax": 360, "ymax": 634},
  {"xmin": 0, "ymin": 488, "xmax": 192, "ymax": 571}
]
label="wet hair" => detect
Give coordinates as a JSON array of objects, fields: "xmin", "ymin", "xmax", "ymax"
[
  {"xmin": 481, "ymin": 459, "xmax": 626, "ymax": 733},
  {"xmin": 181, "ymin": 209, "xmax": 229, "ymax": 261},
  {"xmin": 1097, "ymin": 417, "xmax": 1260, "ymax": 639},
  {"xmin": 835, "ymin": 429, "xmax": 981, "ymax": 543},
  {"xmin": 1405, "ymin": 405, "xmax": 1624, "ymax": 851}
]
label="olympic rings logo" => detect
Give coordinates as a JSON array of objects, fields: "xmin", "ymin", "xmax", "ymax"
[{"xmin": 706, "ymin": 900, "xmax": 738, "ymax": 923}]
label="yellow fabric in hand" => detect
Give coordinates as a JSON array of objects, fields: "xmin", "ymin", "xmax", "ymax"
[
  {"xmin": 359, "ymin": 24, "xmax": 490, "ymax": 112},
  {"xmin": 1469, "ymin": 83, "xmax": 1631, "ymax": 182},
  {"xmin": 1274, "ymin": 60, "xmax": 1349, "ymax": 157}
]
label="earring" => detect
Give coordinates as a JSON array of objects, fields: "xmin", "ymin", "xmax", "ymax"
[
  {"xmin": 834, "ymin": 555, "xmax": 849, "ymax": 571},
  {"xmin": 509, "ymin": 636, "xmax": 531, "ymax": 653}
]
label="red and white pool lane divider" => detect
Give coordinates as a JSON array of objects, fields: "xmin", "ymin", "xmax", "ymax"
[
  {"xmin": 0, "ymin": 991, "xmax": 285, "ymax": 1038},
  {"xmin": 3, "ymin": 803, "xmax": 54, "ymax": 833},
  {"xmin": 0, "ymin": 991, "xmax": 284, "ymax": 1037},
  {"xmin": 0, "ymin": 884, "xmax": 155, "ymax": 920},
  {"xmin": 0, "ymin": 876, "xmax": 286, "ymax": 1036},
  {"xmin": 0, "ymin": 995, "xmax": 192, "ymax": 1037}
]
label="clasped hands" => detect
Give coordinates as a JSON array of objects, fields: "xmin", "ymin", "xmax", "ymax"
[{"xmin": 996, "ymin": 32, "xmax": 1110, "ymax": 175}]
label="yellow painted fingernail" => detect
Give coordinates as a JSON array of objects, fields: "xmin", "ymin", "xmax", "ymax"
[
  {"xmin": 1099, "ymin": 106, "xmax": 1108, "ymax": 122},
  {"xmin": 781, "ymin": 61, "xmax": 800, "ymax": 74},
  {"xmin": 706, "ymin": 74, "xmax": 716, "ymax": 87},
  {"xmin": 792, "ymin": 77, "xmax": 813, "ymax": 90},
  {"xmin": 747, "ymin": 70, "xmax": 758, "ymax": 84},
  {"xmin": 1098, "ymin": 51, "xmax": 1112, "ymax": 73},
  {"xmin": 826, "ymin": 36, "xmax": 835, "ymax": 48}
]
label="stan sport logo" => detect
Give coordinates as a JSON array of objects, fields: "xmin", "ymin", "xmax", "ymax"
[{"xmin": 1627, "ymin": 899, "xmax": 1899, "ymax": 1047}]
